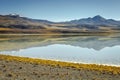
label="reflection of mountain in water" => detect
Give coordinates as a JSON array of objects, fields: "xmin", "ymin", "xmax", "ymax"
[{"xmin": 0, "ymin": 34, "xmax": 120, "ymax": 51}]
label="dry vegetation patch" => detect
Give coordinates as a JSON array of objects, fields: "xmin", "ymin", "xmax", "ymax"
[{"xmin": 0, "ymin": 54, "xmax": 120, "ymax": 75}]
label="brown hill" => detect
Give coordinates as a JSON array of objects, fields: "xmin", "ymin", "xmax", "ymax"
[{"xmin": 0, "ymin": 14, "xmax": 120, "ymax": 34}]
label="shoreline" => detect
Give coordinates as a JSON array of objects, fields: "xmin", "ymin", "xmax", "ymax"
[
  {"xmin": 0, "ymin": 54, "xmax": 120, "ymax": 67},
  {"xmin": 16, "ymin": 56, "xmax": 120, "ymax": 67},
  {"xmin": 0, "ymin": 54, "xmax": 120, "ymax": 73},
  {"xmin": 0, "ymin": 54, "xmax": 120, "ymax": 80}
]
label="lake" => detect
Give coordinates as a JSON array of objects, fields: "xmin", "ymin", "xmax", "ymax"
[{"xmin": 0, "ymin": 34, "xmax": 120, "ymax": 66}]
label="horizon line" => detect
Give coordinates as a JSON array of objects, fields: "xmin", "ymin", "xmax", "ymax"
[{"xmin": 0, "ymin": 14, "xmax": 120, "ymax": 22}]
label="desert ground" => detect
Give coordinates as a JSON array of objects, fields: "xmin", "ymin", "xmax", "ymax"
[{"xmin": 0, "ymin": 55, "xmax": 120, "ymax": 80}]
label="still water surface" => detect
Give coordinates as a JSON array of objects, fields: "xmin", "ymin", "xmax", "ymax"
[{"xmin": 0, "ymin": 34, "xmax": 120, "ymax": 66}]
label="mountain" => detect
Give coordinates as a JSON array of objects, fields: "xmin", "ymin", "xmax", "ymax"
[
  {"xmin": 0, "ymin": 14, "xmax": 53, "ymax": 28},
  {"xmin": 66, "ymin": 15, "xmax": 120, "ymax": 26},
  {"xmin": 0, "ymin": 14, "xmax": 120, "ymax": 34}
]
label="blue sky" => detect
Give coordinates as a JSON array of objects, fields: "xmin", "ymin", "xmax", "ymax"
[{"xmin": 0, "ymin": 0, "xmax": 120, "ymax": 22}]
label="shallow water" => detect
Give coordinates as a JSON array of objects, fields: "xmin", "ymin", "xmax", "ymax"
[{"xmin": 0, "ymin": 34, "xmax": 120, "ymax": 66}]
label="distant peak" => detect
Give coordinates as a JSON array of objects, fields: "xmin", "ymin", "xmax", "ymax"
[
  {"xmin": 94, "ymin": 15, "xmax": 102, "ymax": 17},
  {"xmin": 92, "ymin": 15, "xmax": 106, "ymax": 20},
  {"xmin": 93, "ymin": 15, "xmax": 103, "ymax": 18},
  {"xmin": 6, "ymin": 14, "xmax": 20, "ymax": 18}
]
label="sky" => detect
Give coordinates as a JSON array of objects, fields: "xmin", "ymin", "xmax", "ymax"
[{"xmin": 0, "ymin": 0, "xmax": 120, "ymax": 22}]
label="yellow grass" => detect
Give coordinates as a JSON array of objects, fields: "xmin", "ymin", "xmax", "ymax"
[
  {"xmin": 0, "ymin": 54, "xmax": 120, "ymax": 75},
  {"xmin": 0, "ymin": 28, "xmax": 12, "ymax": 30}
]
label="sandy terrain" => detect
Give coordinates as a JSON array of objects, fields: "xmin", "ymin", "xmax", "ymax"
[{"xmin": 0, "ymin": 55, "xmax": 120, "ymax": 80}]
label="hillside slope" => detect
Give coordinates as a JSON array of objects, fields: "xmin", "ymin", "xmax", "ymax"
[{"xmin": 0, "ymin": 14, "xmax": 120, "ymax": 34}]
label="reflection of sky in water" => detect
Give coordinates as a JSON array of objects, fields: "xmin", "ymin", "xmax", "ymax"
[
  {"xmin": 1, "ymin": 44, "xmax": 120, "ymax": 66},
  {"xmin": 0, "ymin": 34, "xmax": 120, "ymax": 66}
]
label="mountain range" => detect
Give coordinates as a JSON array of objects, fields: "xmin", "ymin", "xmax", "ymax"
[
  {"xmin": 66, "ymin": 15, "xmax": 120, "ymax": 26},
  {"xmin": 0, "ymin": 14, "xmax": 120, "ymax": 34}
]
